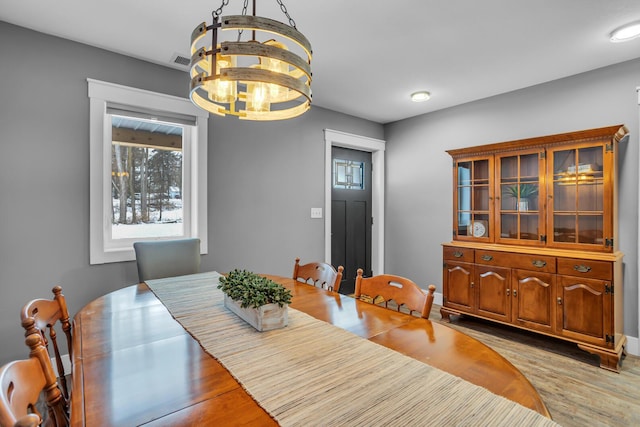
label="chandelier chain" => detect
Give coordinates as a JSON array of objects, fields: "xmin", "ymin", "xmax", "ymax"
[
  {"xmin": 212, "ymin": 0, "xmax": 297, "ymax": 29},
  {"xmin": 276, "ymin": 0, "xmax": 297, "ymax": 29},
  {"xmin": 212, "ymin": 0, "xmax": 230, "ymax": 19},
  {"xmin": 236, "ymin": 0, "xmax": 250, "ymax": 40}
]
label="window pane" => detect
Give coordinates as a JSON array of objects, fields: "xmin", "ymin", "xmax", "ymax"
[
  {"xmin": 473, "ymin": 159, "xmax": 489, "ymax": 183},
  {"xmin": 333, "ymin": 159, "xmax": 365, "ymax": 190},
  {"xmin": 577, "ymin": 180, "xmax": 603, "ymax": 212},
  {"xmin": 474, "ymin": 185, "xmax": 490, "ymax": 211},
  {"xmin": 520, "ymin": 214, "xmax": 539, "ymax": 240},
  {"xmin": 554, "ymin": 214, "xmax": 576, "ymax": 243},
  {"xmin": 458, "ymin": 162, "xmax": 471, "ymax": 185},
  {"xmin": 578, "ymin": 215, "xmax": 603, "ymax": 245},
  {"xmin": 110, "ymin": 115, "xmax": 184, "ymax": 239}
]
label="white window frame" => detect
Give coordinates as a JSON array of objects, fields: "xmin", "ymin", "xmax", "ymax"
[{"xmin": 88, "ymin": 79, "xmax": 208, "ymax": 264}]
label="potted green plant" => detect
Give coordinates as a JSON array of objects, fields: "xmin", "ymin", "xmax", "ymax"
[
  {"xmin": 218, "ymin": 269, "xmax": 292, "ymax": 331},
  {"xmin": 503, "ymin": 183, "xmax": 538, "ymax": 211}
]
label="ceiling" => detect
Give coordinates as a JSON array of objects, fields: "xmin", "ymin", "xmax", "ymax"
[{"xmin": 2, "ymin": 0, "xmax": 640, "ymax": 124}]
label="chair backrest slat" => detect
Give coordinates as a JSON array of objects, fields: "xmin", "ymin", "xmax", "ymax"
[
  {"xmin": 0, "ymin": 332, "xmax": 69, "ymax": 427},
  {"xmin": 21, "ymin": 286, "xmax": 73, "ymax": 402},
  {"xmin": 293, "ymin": 257, "xmax": 344, "ymax": 293},
  {"xmin": 354, "ymin": 269, "xmax": 436, "ymax": 318}
]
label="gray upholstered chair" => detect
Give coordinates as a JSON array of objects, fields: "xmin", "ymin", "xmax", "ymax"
[{"xmin": 133, "ymin": 238, "xmax": 201, "ymax": 282}]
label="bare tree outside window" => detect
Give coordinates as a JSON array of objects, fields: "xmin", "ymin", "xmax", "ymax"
[{"xmin": 110, "ymin": 116, "xmax": 184, "ymax": 239}]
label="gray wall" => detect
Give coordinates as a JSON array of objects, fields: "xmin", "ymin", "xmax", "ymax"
[
  {"xmin": 384, "ymin": 58, "xmax": 640, "ymax": 339},
  {"xmin": 207, "ymin": 108, "xmax": 382, "ymax": 274},
  {"xmin": 0, "ymin": 21, "xmax": 383, "ymax": 364}
]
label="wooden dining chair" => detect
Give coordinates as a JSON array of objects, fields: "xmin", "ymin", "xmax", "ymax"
[
  {"xmin": 20, "ymin": 286, "xmax": 73, "ymax": 402},
  {"xmin": 0, "ymin": 332, "xmax": 69, "ymax": 427},
  {"xmin": 133, "ymin": 238, "xmax": 201, "ymax": 282},
  {"xmin": 293, "ymin": 257, "xmax": 344, "ymax": 292},
  {"xmin": 354, "ymin": 269, "xmax": 436, "ymax": 318}
]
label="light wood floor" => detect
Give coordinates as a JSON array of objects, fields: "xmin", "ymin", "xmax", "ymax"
[{"xmin": 431, "ymin": 305, "xmax": 640, "ymax": 427}]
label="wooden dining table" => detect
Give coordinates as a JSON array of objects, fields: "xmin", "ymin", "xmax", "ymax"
[{"xmin": 70, "ymin": 274, "xmax": 550, "ymax": 426}]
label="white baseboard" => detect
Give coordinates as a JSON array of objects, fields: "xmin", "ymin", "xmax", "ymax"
[
  {"xmin": 431, "ymin": 291, "xmax": 640, "ymax": 357},
  {"xmin": 626, "ymin": 335, "xmax": 639, "ymax": 356},
  {"xmin": 434, "ymin": 291, "xmax": 443, "ymax": 306}
]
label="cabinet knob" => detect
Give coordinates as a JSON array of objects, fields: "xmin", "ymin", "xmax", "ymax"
[
  {"xmin": 481, "ymin": 254, "xmax": 493, "ymax": 261},
  {"xmin": 470, "ymin": 282, "xmax": 474, "ymax": 288},
  {"xmin": 506, "ymin": 289, "xmax": 510, "ymax": 296},
  {"xmin": 453, "ymin": 251, "xmax": 463, "ymax": 258},
  {"xmin": 557, "ymin": 297, "xmax": 562, "ymax": 305},
  {"xmin": 532, "ymin": 260, "xmax": 547, "ymax": 268},
  {"xmin": 573, "ymin": 264, "xmax": 592, "ymax": 273},
  {"xmin": 513, "ymin": 290, "xmax": 517, "ymax": 297}
]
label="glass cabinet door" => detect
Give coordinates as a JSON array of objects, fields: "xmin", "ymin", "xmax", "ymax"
[
  {"xmin": 455, "ymin": 157, "xmax": 493, "ymax": 240},
  {"xmin": 496, "ymin": 150, "xmax": 544, "ymax": 245},
  {"xmin": 548, "ymin": 143, "xmax": 612, "ymax": 250}
]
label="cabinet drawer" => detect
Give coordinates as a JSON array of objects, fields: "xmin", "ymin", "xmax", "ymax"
[
  {"xmin": 475, "ymin": 250, "xmax": 556, "ymax": 273},
  {"xmin": 443, "ymin": 246, "xmax": 474, "ymax": 262},
  {"xmin": 557, "ymin": 258, "xmax": 612, "ymax": 280}
]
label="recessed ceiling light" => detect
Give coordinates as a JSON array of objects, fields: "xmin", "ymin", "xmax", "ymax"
[
  {"xmin": 609, "ymin": 21, "xmax": 640, "ymax": 42},
  {"xmin": 411, "ymin": 91, "xmax": 431, "ymax": 102}
]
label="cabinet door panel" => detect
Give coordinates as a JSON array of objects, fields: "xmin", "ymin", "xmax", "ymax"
[
  {"xmin": 453, "ymin": 156, "xmax": 494, "ymax": 242},
  {"xmin": 556, "ymin": 276, "xmax": 612, "ymax": 347},
  {"xmin": 547, "ymin": 141, "xmax": 614, "ymax": 252},
  {"xmin": 443, "ymin": 262, "xmax": 475, "ymax": 313},
  {"xmin": 476, "ymin": 265, "xmax": 510, "ymax": 322},
  {"xmin": 495, "ymin": 149, "xmax": 545, "ymax": 247},
  {"xmin": 512, "ymin": 270, "xmax": 555, "ymax": 333}
]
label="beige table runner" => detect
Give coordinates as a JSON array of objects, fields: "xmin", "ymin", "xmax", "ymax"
[{"xmin": 147, "ymin": 272, "xmax": 559, "ymax": 427}]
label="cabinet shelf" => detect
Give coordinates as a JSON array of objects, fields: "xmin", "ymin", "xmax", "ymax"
[
  {"xmin": 553, "ymin": 210, "xmax": 604, "ymax": 214},
  {"xmin": 501, "ymin": 175, "xmax": 539, "ymax": 181}
]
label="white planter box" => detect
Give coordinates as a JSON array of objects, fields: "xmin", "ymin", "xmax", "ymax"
[{"xmin": 223, "ymin": 294, "xmax": 289, "ymax": 331}]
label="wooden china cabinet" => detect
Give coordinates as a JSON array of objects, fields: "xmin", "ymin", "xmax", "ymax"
[{"xmin": 441, "ymin": 125, "xmax": 629, "ymax": 371}]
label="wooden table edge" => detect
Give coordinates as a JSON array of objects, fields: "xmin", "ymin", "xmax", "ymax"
[{"xmin": 69, "ymin": 274, "xmax": 551, "ymax": 424}]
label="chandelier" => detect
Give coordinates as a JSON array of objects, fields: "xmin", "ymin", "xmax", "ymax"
[{"xmin": 189, "ymin": 0, "xmax": 312, "ymax": 121}]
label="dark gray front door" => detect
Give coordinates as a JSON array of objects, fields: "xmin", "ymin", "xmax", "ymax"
[{"xmin": 331, "ymin": 147, "xmax": 372, "ymax": 294}]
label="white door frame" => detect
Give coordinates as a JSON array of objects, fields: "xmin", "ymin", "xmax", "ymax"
[
  {"xmin": 636, "ymin": 86, "xmax": 640, "ymax": 355},
  {"xmin": 324, "ymin": 129, "xmax": 386, "ymax": 275}
]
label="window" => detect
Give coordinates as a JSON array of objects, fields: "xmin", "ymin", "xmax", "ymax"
[
  {"xmin": 333, "ymin": 159, "xmax": 365, "ymax": 190},
  {"xmin": 89, "ymin": 79, "xmax": 208, "ymax": 264},
  {"xmin": 110, "ymin": 115, "xmax": 185, "ymax": 239}
]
